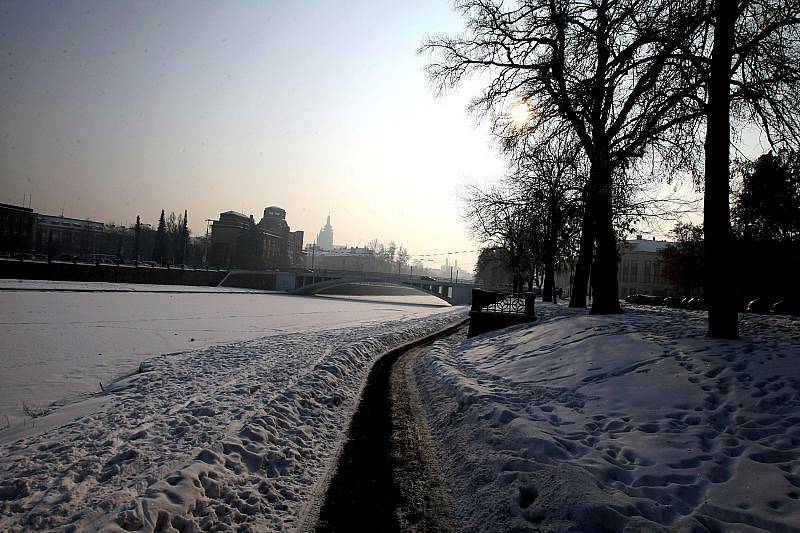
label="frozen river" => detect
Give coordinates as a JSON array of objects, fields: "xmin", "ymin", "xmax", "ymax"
[{"xmin": 0, "ymin": 280, "xmax": 453, "ymax": 426}]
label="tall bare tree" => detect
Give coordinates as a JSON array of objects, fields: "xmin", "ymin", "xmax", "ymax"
[
  {"xmin": 508, "ymin": 135, "xmax": 584, "ymax": 301},
  {"xmin": 687, "ymin": 0, "xmax": 800, "ymax": 338},
  {"xmin": 423, "ymin": 0, "xmax": 705, "ymax": 313}
]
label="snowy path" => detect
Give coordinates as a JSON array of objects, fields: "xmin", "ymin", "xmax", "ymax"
[
  {"xmin": 415, "ymin": 304, "xmax": 800, "ymax": 532},
  {"xmin": 0, "ymin": 282, "xmax": 449, "ymax": 426},
  {"xmin": 0, "ymin": 307, "xmax": 466, "ymax": 531},
  {"xmin": 315, "ymin": 325, "xmax": 463, "ymax": 532}
]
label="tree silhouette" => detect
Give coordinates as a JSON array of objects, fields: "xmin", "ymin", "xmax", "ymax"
[
  {"xmin": 684, "ymin": 0, "xmax": 800, "ymax": 338},
  {"xmin": 733, "ymin": 149, "xmax": 800, "ymax": 303},
  {"xmin": 133, "ymin": 215, "xmax": 141, "ymax": 263},
  {"xmin": 659, "ymin": 223, "xmax": 705, "ymax": 298},
  {"xmin": 176, "ymin": 209, "xmax": 189, "ymax": 265},
  {"xmin": 422, "ymin": 0, "xmax": 706, "ymax": 313},
  {"xmin": 152, "ymin": 210, "xmax": 166, "ymax": 266},
  {"xmin": 733, "ymin": 150, "xmax": 800, "ymax": 242}
]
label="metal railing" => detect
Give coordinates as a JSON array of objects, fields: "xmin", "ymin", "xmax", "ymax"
[{"xmin": 471, "ymin": 289, "xmax": 535, "ymax": 317}]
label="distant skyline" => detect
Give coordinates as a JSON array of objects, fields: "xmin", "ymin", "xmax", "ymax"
[
  {"xmin": 0, "ymin": 1, "xmax": 773, "ymax": 271},
  {"xmin": 1, "ymin": 1, "xmax": 510, "ymax": 270}
]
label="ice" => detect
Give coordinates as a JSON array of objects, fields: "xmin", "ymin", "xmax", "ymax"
[
  {"xmin": 415, "ymin": 304, "xmax": 800, "ymax": 532},
  {"xmin": 0, "ymin": 279, "xmax": 450, "ymax": 428}
]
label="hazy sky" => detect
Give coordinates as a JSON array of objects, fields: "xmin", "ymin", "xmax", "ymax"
[
  {"xmin": 1, "ymin": 0, "xmax": 510, "ymax": 270},
  {"xmin": 0, "ymin": 1, "xmax": 772, "ymax": 271}
]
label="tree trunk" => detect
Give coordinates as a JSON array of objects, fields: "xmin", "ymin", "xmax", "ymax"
[
  {"xmin": 570, "ymin": 187, "xmax": 594, "ymax": 308},
  {"xmin": 543, "ymin": 196, "xmax": 559, "ymax": 303},
  {"xmin": 589, "ymin": 158, "xmax": 622, "ymax": 314},
  {"xmin": 704, "ymin": 0, "xmax": 739, "ymax": 339}
]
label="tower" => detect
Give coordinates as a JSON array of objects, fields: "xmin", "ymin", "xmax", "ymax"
[{"xmin": 316, "ymin": 213, "xmax": 334, "ymax": 250}]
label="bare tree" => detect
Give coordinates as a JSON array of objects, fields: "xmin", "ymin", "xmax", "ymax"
[
  {"xmin": 508, "ymin": 135, "xmax": 584, "ymax": 302},
  {"xmin": 459, "ymin": 183, "xmax": 534, "ymax": 293},
  {"xmin": 684, "ymin": 0, "xmax": 800, "ymax": 338},
  {"xmin": 423, "ymin": 0, "xmax": 705, "ymax": 313},
  {"xmin": 396, "ymin": 245, "xmax": 410, "ymax": 271}
]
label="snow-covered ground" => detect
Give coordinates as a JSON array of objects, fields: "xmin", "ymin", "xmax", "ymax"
[
  {"xmin": 0, "ymin": 298, "xmax": 466, "ymax": 531},
  {"xmin": 0, "ymin": 280, "xmax": 448, "ymax": 428},
  {"xmin": 415, "ymin": 304, "xmax": 800, "ymax": 532},
  {"xmin": 0, "ymin": 279, "xmax": 264, "ymax": 293}
]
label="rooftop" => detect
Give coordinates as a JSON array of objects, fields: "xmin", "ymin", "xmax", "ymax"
[{"xmin": 623, "ymin": 238, "xmax": 673, "ymax": 253}]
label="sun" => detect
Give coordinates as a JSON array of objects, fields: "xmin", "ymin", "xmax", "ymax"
[{"xmin": 508, "ymin": 100, "xmax": 532, "ymax": 129}]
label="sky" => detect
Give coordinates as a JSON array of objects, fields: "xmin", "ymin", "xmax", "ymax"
[
  {"xmin": 0, "ymin": 0, "xmax": 508, "ymax": 271},
  {"xmin": 0, "ymin": 1, "xmax": 773, "ymax": 272}
]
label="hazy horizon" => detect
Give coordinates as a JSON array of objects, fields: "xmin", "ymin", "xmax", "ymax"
[
  {"xmin": 0, "ymin": 1, "xmax": 772, "ymax": 271},
  {"xmin": 1, "ymin": 1, "xmax": 514, "ymax": 270}
]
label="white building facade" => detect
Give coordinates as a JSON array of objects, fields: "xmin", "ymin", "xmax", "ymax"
[{"xmin": 555, "ymin": 237, "xmax": 679, "ymax": 300}]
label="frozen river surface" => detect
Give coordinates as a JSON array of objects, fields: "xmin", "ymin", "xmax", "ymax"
[{"xmin": 0, "ymin": 280, "xmax": 452, "ymax": 425}]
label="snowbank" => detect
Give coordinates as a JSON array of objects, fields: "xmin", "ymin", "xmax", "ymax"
[
  {"xmin": 415, "ymin": 304, "xmax": 800, "ymax": 532},
  {"xmin": 0, "ymin": 308, "xmax": 466, "ymax": 531}
]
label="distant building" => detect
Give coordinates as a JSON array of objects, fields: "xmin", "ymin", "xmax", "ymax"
[
  {"xmin": 0, "ymin": 203, "xmax": 36, "ymax": 253},
  {"xmin": 316, "ymin": 214, "xmax": 334, "ymax": 250},
  {"xmin": 35, "ymin": 214, "xmax": 108, "ymax": 258},
  {"xmin": 616, "ymin": 236, "xmax": 677, "ymax": 298},
  {"xmin": 305, "ymin": 246, "xmax": 376, "ymax": 272},
  {"xmin": 209, "ymin": 206, "xmax": 304, "ymax": 269},
  {"xmin": 208, "ymin": 211, "xmax": 251, "ymax": 267},
  {"xmin": 555, "ymin": 236, "xmax": 678, "ymax": 299}
]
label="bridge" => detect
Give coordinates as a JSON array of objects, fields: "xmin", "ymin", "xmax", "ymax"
[
  {"xmin": 218, "ymin": 269, "xmax": 476, "ymax": 305},
  {"xmin": 291, "ymin": 270, "xmax": 475, "ymax": 305}
]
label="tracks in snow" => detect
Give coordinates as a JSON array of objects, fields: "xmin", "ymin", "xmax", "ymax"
[{"xmin": 314, "ymin": 322, "xmax": 466, "ymax": 533}]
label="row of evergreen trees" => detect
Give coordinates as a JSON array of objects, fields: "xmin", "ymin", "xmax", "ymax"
[
  {"xmin": 146, "ymin": 209, "xmax": 191, "ymax": 266},
  {"xmin": 659, "ymin": 149, "xmax": 800, "ymax": 305}
]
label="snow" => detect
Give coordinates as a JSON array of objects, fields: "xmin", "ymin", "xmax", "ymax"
[
  {"xmin": 414, "ymin": 303, "xmax": 800, "ymax": 532},
  {"xmin": 0, "ymin": 279, "xmax": 265, "ymax": 293},
  {"xmin": 0, "ymin": 297, "xmax": 466, "ymax": 531},
  {"xmin": 0, "ymin": 280, "xmax": 449, "ymax": 429}
]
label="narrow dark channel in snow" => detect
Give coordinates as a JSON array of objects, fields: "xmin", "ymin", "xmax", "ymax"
[{"xmin": 314, "ymin": 321, "xmax": 466, "ymax": 532}]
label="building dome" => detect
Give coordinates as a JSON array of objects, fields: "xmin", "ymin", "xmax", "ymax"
[
  {"xmin": 263, "ymin": 206, "xmax": 286, "ymax": 220},
  {"xmin": 259, "ymin": 206, "xmax": 289, "ymax": 234}
]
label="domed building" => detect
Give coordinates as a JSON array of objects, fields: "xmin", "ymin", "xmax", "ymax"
[{"xmin": 209, "ymin": 205, "xmax": 304, "ymax": 269}]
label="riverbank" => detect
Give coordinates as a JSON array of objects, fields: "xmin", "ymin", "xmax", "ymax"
[
  {"xmin": 415, "ymin": 303, "xmax": 800, "ymax": 531},
  {"xmin": 0, "ymin": 281, "xmax": 452, "ymax": 429},
  {"xmin": 0, "ymin": 308, "xmax": 467, "ymax": 531}
]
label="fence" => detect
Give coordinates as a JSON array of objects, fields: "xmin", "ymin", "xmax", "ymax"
[{"xmin": 467, "ymin": 289, "xmax": 537, "ymax": 338}]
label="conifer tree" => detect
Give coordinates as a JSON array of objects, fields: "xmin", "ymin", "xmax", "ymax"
[
  {"xmin": 153, "ymin": 210, "xmax": 166, "ymax": 266},
  {"xmin": 177, "ymin": 209, "xmax": 189, "ymax": 265}
]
